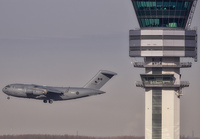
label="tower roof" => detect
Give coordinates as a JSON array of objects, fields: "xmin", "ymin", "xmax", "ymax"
[{"xmin": 131, "ymin": 0, "xmax": 195, "ymax": 29}]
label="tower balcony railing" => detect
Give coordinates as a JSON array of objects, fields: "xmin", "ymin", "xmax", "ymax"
[
  {"xmin": 133, "ymin": 62, "xmax": 192, "ymax": 68},
  {"xmin": 136, "ymin": 81, "xmax": 189, "ymax": 88}
]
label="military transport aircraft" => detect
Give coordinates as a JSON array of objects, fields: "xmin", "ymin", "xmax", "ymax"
[{"xmin": 2, "ymin": 70, "xmax": 117, "ymax": 104}]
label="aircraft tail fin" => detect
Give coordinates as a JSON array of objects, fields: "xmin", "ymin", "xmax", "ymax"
[{"xmin": 84, "ymin": 70, "xmax": 117, "ymax": 90}]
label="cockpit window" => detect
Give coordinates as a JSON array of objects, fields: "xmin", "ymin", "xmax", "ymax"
[{"xmin": 5, "ymin": 85, "xmax": 10, "ymax": 88}]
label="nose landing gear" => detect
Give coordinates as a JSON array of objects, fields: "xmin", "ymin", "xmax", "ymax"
[{"xmin": 7, "ymin": 96, "xmax": 10, "ymax": 100}]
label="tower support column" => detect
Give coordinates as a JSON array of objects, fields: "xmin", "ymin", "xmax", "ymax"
[{"xmin": 130, "ymin": 29, "xmax": 197, "ymax": 139}]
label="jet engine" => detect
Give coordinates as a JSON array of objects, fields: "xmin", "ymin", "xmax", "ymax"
[
  {"xmin": 33, "ymin": 89, "xmax": 47, "ymax": 95},
  {"xmin": 26, "ymin": 88, "xmax": 47, "ymax": 95}
]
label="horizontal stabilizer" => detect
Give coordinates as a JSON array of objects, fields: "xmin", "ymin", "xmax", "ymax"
[{"xmin": 84, "ymin": 70, "xmax": 117, "ymax": 90}]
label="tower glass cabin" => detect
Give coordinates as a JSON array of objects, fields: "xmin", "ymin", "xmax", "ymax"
[
  {"xmin": 132, "ymin": 0, "xmax": 193, "ymax": 28},
  {"xmin": 129, "ymin": 0, "xmax": 198, "ymax": 139}
]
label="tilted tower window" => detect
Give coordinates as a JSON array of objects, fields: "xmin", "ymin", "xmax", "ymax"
[{"xmin": 131, "ymin": 0, "xmax": 193, "ymax": 28}]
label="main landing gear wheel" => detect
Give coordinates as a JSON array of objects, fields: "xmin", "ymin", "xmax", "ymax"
[
  {"xmin": 49, "ymin": 100, "xmax": 53, "ymax": 104},
  {"xmin": 43, "ymin": 100, "xmax": 47, "ymax": 103}
]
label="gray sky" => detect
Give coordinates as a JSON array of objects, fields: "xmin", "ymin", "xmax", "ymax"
[{"xmin": 0, "ymin": 0, "xmax": 199, "ymax": 137}]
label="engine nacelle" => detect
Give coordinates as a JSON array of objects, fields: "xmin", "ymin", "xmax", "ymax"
[
  {"xmin": 33, "ymin": 89, "xmax": 47, "ymax": 95},
  {"xmin": 26, "ymin": 88, "xmax": 47, "ymax": 95}
]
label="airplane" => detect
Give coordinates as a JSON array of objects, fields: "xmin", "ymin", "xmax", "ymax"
[{"xmin": 2, "ymin": 70, "xmax": 117, "ymax": 104}]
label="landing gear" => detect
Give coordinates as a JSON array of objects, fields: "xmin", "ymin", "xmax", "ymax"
[
  {"xmin": 7, "ymin": 96, "xmax": 10, "ymax": 100},
  {"xmin": 43, "ymin": 99, "xmax": 53, "ymax": 104},
  {"xmin": 49, "ymin": 99, "xmax": 53, "ymax": 104}
]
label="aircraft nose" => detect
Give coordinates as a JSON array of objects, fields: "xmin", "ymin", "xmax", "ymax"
[
  {"xmin": 2, "ymin": 87, "xmax": 8, "ymax": 94},
  {"xmin": 2, "ymin": 87, "xmax": 6, "ymax": 93}
]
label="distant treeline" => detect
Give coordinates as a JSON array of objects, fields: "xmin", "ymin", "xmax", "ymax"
[
  {"xmin": 0, "ymin": 135, "xmax": 144, "ymax": 139},
  {"xmin": 0, "ymin": 135, "xmax": 199, "ymax": 139}
]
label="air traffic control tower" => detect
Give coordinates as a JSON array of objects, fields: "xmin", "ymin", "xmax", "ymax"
[{"xmin": 129, "ymin": 0, "xmax": 198, "ymax": 138}]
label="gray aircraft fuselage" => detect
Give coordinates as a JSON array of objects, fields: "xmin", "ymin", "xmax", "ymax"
[
  {"xmin": 2, "ymin": 70, "xmax": 117, "ymax": 104},
  {"xmin": 2, "ymin": 84, "xmax": 105, "ymax": 103}
]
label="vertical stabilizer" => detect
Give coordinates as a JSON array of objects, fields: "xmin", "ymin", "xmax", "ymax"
[{"xmin": 84, "ymin": 70, "xmax": 117, "ymax": 90}]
